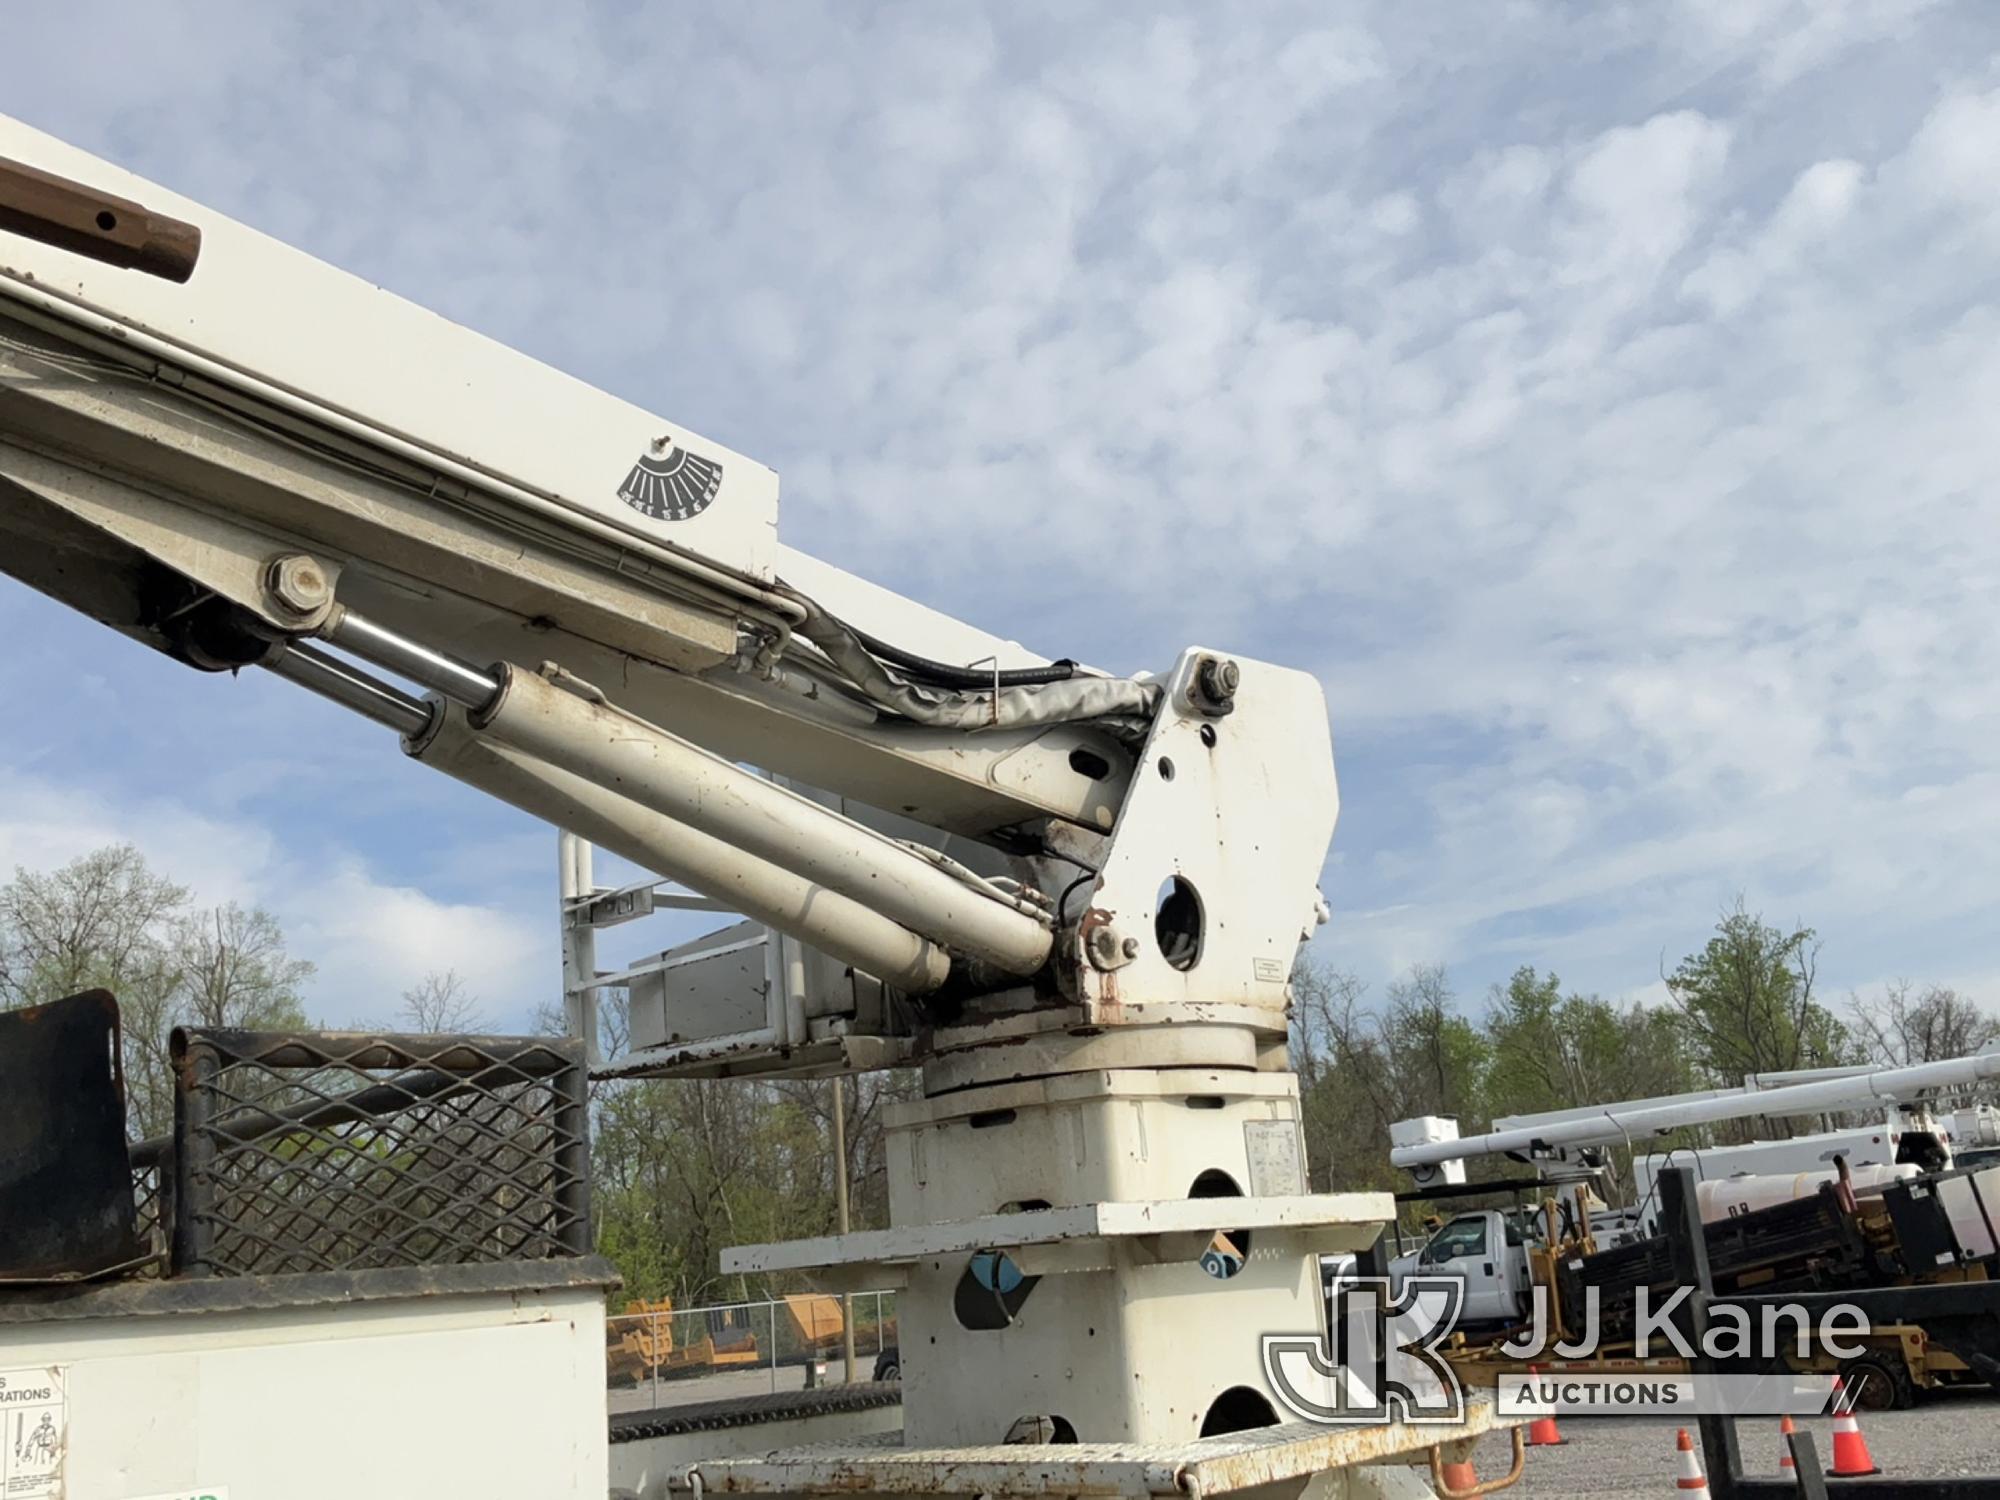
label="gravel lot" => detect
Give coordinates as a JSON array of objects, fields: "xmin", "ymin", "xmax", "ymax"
[{"xmin": 1504, "ymin": 1390, "xmax": 2000, "ymax": 1496}]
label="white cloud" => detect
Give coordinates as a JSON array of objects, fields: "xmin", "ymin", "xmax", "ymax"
[
  {"xmin": 1898, "ymin": 87, "xmax": 2000, "ymax": 225},
  {"xmin": 286, "ymin": 863, "xmax": 547, "ymax": 1030},
  {"xmin": 1561, "ymin": 112, "xmax": 1733, "ymax": 283},
  {"xmin": 6, "ymin": 3, "xmax": 2000, "ymax": 1024},
  {"xmin": 1681, "ymin": 158, "xmax": 1865, "ymax": 315},
  {"xmin": 0, "ymin": 764, "xmax": 548, "ymax": 1029},
  {"xmin": 0, "ymin": 767, "xmax": 272, "ymax": 911},
  {"xmin": 1674, "ymin": 0, "xmax": 1943, "ymax": 87}
]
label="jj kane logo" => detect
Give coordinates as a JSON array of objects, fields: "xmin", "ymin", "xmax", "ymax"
[
  {"xmin": 1258, "ymin": 1279, "xmax": 1879, "ymax": 1425},
  {"xmin": 618, "ymin": 434, "xmax": 723, "ymax": 523},
  {"xmin": 1263, "ymin": 1276, "xmax": 1468, "ymax": 1425}
]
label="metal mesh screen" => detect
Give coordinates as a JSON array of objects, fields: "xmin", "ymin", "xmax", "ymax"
[
  {"xmin": 129, "ymin": 1139, "xmax": 171, "ymax": 1274},
  {"xmin": 170, "ymin": 1029, "xmax": 590, "ymax": 1277}
]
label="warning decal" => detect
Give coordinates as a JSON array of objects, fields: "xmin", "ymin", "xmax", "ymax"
[{"xmin": 0, "ymin": 1366, "xmax": 65, "ymax": 1499}]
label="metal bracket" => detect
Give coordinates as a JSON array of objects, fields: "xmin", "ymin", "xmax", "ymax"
[{"xmin": 567, "ymin": 878, "xmax": 729, "ymax": 932}]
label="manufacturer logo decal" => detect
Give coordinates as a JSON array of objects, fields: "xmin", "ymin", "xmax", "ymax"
[{"xmin": 617, "ymin": 436, "xmax": 723, "ymax": 523}]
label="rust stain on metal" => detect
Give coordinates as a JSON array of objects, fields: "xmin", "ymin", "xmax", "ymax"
[
  {"xmin": 1072, "ymin": 900, "xmax": 1132, "ymax": 1014},
  {"xmin": 1428, "ymin": 1428, "xmax": 1526, "ymax": 1498},
  {"xmin": 1075, "ymin": 904, "xmax": 1116, "ymax": 951}
]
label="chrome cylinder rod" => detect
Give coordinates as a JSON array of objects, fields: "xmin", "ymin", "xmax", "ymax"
[
  {"xmin": 258, "ymin": 637, "xmax": 951, "ymax": 992},
  {"xmin": 322, "ymin": 607, "xmax": 501, "ymax": 709},
  {"xmin": 264, "ymin": 641, "xmax": 434, "ymax": 737}
]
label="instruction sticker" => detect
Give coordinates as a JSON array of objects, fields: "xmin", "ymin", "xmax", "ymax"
[
  {"xmin": 123, "ymin": 1490, "xmax": 231, "ymax": 1500},
  {"xmin": 1244, "ymin": 1119, "xmax": 1306, "ymax": 1196},
  {"xmin": 0, "ymin": 1366, "xmax": 65, "ymax": 1499}
]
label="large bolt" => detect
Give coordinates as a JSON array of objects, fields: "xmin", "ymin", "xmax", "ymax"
[
  {"xmin": 1085, "ymin": 923, "xmax": 1142, "ymax": 972},
  {"xmin": 1086, "ymin": 924, "xmax": 1132, "ymax": 971},
  {"xmin": 265, "ymin": 553, "xmax": 332, "ymax": 620},
  {"xmin": 1193, "ymin": 655, "xmax": 1240, "ymax": 715}
]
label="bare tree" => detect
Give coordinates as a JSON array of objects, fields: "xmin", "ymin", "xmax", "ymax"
[
  {"xmin": 2, "ymin": 848, "xmax": 315, "ymax": 1138},
  {"xmin": 0, "ymin": 844, "xmax": 186, "ymax": 1006},
  {"xmin": 176, "ymin": 902, "xmax": 313, "ymax": 1030},
  {"xmin": 1290, "ymin": 959, "xmax": 1399, "ymax": 1193},
  {"xmin": 769, "ymin": 1069, "xmax": 915, "ymax": 1232},
  {"xmin": 399, "ymin": 969, "xmax": 487, "ymax": 1032},
  {"xmin": 1384, "ymin": 962, "xmax": 1485, "ymax": 1124},
  {"xmin": 1851, "ymin": 980, "xmax": 2000, "ymax": 1067}
]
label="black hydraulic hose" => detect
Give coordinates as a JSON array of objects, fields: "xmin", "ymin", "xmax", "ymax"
[{"xmin": 851, "ymin": 627, "xmax": 1078, "ymax": 689}]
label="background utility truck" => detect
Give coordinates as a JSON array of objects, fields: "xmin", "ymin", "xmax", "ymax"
[{"xmin": 1385, "ymin": 1065, "xmax": 2000, "ymax": 1406}]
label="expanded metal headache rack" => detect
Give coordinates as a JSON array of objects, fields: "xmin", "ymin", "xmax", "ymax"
[{"xmin": 140, "ymin": 1027, "xmax": 591, "ymax": 1279}]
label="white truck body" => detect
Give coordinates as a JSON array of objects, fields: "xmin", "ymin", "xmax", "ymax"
[{"xmin": 1631, "ymin": 1108, "xmax": 1945, "ymax": 1233}]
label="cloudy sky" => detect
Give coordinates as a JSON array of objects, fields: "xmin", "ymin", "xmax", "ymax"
[{"xmin": 4, "ymin": 1, "xmax": 1998, "ymax": 1030}]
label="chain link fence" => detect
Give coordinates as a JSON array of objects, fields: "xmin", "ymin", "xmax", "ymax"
[{"xmin": 606, "ymin": 1290, "xmax": 898, "ymax": 1412}]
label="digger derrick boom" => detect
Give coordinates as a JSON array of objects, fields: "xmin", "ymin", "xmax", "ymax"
[
  {"xmin": 0, "ymin": 112, "xmax": 1521, "ymax": 1500},
  {"xmin": 0, "ymin": 110, "xmax": 1337, "ymax": 1073}
]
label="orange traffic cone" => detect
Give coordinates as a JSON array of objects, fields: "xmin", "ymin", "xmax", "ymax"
[
  {"xmin": 1525, "ymin": 1365, "xmax": 1568, "ymax": 1447},
  {"xmin": 1438, "ymin": 1454, "xmax": 1478, "ymax": 1496},
  {"xmin": 1827, "ymin": 1377, "xmax": 1881, "ymax": 1478},
  {"xmin": 1777, "ymin": 1415, "xmax": 1798, "ymax": 1477},
  {"xmin": 1675, "ymin": 1428, "xmax": 1709, "ymax": 1492}
]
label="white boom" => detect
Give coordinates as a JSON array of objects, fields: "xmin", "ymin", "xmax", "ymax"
[
  {"xmin": 0, "ymin": 115, "xmax": 1507, "ymax": 1496},
  {"xmin": 1390, "ymin": 1044, "xmax": 2000, "ymax": 1180},
  {"xmin": 0, "ymin": 112, "xmax": 1336, "ymax": 1069}
]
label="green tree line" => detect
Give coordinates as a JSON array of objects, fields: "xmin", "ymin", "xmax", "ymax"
[
  {"xmin": 7, "ymin": 849, "xmax": 1996, "ymax": 1300},
  {"xmin": 1295, "ymin": 899, "xmax": 1999, "ymax": 1210}
]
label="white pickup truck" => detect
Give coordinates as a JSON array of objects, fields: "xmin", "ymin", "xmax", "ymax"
[
  {"xmin": 1386, "ymin": 1209, "xmax": 1537, "ymax": 1327},
  {"xmin": 1384, "ymin": 1204, "xmax": 1648, "ymax": 1327}
]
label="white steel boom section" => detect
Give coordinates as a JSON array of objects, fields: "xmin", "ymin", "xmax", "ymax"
[
  {"xmin": 0, "ymin": 114, "xmax": 1145, "ymax": 841},
  {"xmin": 1484, "ymin": 1061, "xmax": 1884, "ymax": 1137},
  {"xmin": 1389, "ymin": 1044, "xmax": 2000, "ymax": 1173}
]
